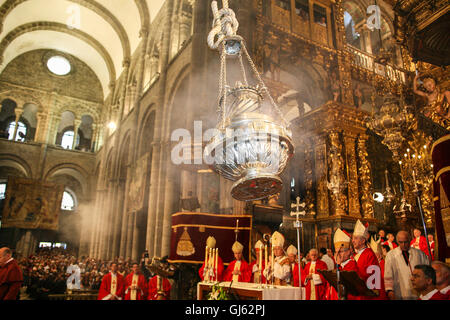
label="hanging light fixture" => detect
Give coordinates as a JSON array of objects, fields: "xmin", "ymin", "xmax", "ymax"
[{"xmin": 204, "ymin": 0, "xmax": 294, "ymax": 201}]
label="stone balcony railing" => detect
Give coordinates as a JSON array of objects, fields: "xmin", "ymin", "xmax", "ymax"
[{"xmin": 346, "ymin": 45, "xmax": 408, "ymax": 84}]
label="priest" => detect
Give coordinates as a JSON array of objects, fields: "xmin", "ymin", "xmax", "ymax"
[
  {"xmin": 148, "ymin": 275, "xmax": 171, "ymax": 300},
  {"xmin": 250, "ymin": 240, "xmax": 266, "ymax": 284},
  {"xmin": 382, "ymin": 233, "xmax": 398, "ymax": 250},
  {"xmin": 286, "ymin": 245, "xmax": 299, "ymax": 287},
  {"xmin": 410, "ymin": 229, "xmax": 430, "ymax": 259},
  {"xmin": 98, "ymin": 262, "xmax": 125, "ymax": 300},
  {"xmin": 301, "ymin": 248, "xmax": 328, "ymax": 300},
  {"xmin": 326, "ymin": 228, "xmax": 358, "ymax": 300},
  {"xmin": 223, "ymin": 241, "xmax": 251, "ymax": 283},
  {"xmin": 263, "ymin": 231, "xmax": 291, "ymax": 285},
  {"xmin": 198, "ymin": 236, "xmax": 224, "ymax": 282},
  {"xmin": 124, "ymin": 263, "xmax": 147, "ymax": 300},
  {"xmin": 352, "ymin": 220, "xmax": 386, "ymax": 300}
]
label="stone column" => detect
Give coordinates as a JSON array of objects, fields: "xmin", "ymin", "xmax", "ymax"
[
  {"xmin": 145, "ymin": 141, "xmax": 161, "ymax": 257},
  {"xmin": 72, "ymin": 118, "xmax": 81, "ymax": 150},
  {"xmin": 51, "ymin": 113, "xmax": 61, "ymax": 145},
  {"xmin": 161, "ymin": 162, "xmax": 177, "ymax": 257},
  {"xmin": 34, "ymin": 112, "xmax": 45, "ymax": 143},
  {"xmin": 90, "ymin": 123, "xmax": 98, "ymax": 152},
  {"xmin": 125, "ymin": 212, "xmax": 135, "ymax": 260},
  {"xmin": 12, "ymin": 107, "xmax": 24, "ymax": 141}
]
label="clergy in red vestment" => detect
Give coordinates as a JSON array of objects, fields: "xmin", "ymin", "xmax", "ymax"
[
  {"xmin": 98, "ymin": 262, "xmax": 125, "ymax": 300},
  {"xmin": 431, "ymin": 261, "xmax": 450, "ymax": 300},
  {"xmin": 124, "ymin": 263, "xmax": 147, "ymax": 300},
  {"xmin": 352, "ymin": 220, "xmax": 386, "ymax": 300},
  {"xmin": 382, "ymin": 233, "xmax": 398, "ymax": 250},
  {"xmin": 301, "ymin": 248, "xmax": 328, "ymax": 300},
  {"xmin": 198, "ymin": 236, "xmax": 224, "ymax": 282},
  {"xmin": 250, "ymin": 240, "xmax": 266, "ymax": 284},
  {"xmin": 223, "ymin": 241, "xmax": 251, "ymax": 283},
  {"xmin": 412, "ymin": 265, "xmax": 447, "ymax": 300},
  {"xmin": 148, "ymin": 275, "xmax": 171, "ymax": 300},
  {"xmin": 0, "ymin": 247, "xmax": 23, "ymax": 300},
  {"xmin": 427, "ymin": 234, "xmax": 435, "ymax": 261},
  {"xmin": 410, "ymin": 229, "xmax": 430, "ymax": 259},
  {"xmin": 326, "ymin": 228, "xmax": 358, "ymax": 300},
  {"xmin": 286, "ymin": 245, "xmax": 299, "ymax": 287}
]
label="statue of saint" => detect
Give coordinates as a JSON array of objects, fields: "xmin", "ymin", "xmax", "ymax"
[{"xmin": 413, "ymin": 73, "xmax": 450, "ymax": 129}]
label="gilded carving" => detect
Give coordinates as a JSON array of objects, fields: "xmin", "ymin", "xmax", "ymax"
[{"xmin": 357, "ymin": 136, "xmax": 374, "ymax": 219}]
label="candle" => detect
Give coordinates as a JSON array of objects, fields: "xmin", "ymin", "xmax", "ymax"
[
  {"xmin": 157, "ymin": 275, "xmax": 161, "ymax": 291},
  {"xmin": 205, "ymin": 246, "xmax": 208, "ymax": 268},
  {"xmin": 215, "ymin": 248, "xmax": 218, "ymax": 281},
  {"xmin": 271, "ymin": 244, "xmax": 274, "ymax": 285},
  {"xmin": 264, "ymin": 244, "xmax": 268, "ymax": 284}
]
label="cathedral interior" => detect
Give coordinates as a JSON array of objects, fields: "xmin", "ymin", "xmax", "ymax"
[{"xmin": 0, "ymin": 0, "xmax": 449, "ymax": 299}]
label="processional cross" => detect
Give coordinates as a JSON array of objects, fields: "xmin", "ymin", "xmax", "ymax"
[{"xmin": 290, "ymin": 196, "xmax": 306, "ymax": 299}]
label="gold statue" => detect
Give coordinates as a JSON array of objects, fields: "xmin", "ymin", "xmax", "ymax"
[{"xmin": 413, "ymin": 72, "xmax": 450, "ymax": 129}]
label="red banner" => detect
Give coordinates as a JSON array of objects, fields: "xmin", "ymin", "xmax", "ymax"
[
  {"xmin": 168, "ymin": 212, "xmax": 252, "ymax": 265},
  {"xmin": 431, "ymin": 134, "xmax": 450, "ymax": 261}
]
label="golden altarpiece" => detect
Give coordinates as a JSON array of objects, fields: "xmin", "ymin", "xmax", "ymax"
[{"xmin": 232, "ymin": 0, "xmax": 450, "ymax": 253}]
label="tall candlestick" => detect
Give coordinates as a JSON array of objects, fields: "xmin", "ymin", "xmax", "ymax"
[
  {"xmin": 264, "ymin": 244, "xmax": 268, "ymax": 284},
  {"xmin": 271, "ymin": 244, "xmax": 274, "ymax": 285},
  {"xmin": 215, "ymin": 248, "xmax": 218, "ymax": 281},
  {"xmin": 205, "ymin": 246, "xmax": 208, "ymax": 268}
]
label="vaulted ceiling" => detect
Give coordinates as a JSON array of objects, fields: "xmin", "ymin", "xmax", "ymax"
[{"xmin": 0, "ymin": 0, "xmax": 166, "ymax": 97}]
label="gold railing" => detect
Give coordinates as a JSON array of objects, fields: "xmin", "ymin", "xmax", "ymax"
[{"xmin": 346, "ymin": 45, "xmax": 407, "ymax": 84}]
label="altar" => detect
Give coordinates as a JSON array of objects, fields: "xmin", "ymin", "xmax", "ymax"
[{"xmin": 197, "ymin": 282, "xmax": 306, "ymax": 300}]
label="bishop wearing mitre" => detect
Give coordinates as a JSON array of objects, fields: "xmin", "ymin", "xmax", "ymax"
[
  {"xmin": 263, "ymin": 231, "xmax": 291, "ymax": 285},
  {"xmin": 199, "ymin": 236, "xmax": 224, "ymax": 282},
  {"xmin": 326, "ymin": 228, "xmax": 358, "ymax": 300},
  {"xmin": 287, "ymin": 245, "xmax": 299, "ymax": 287},
  {"xmin": 250, "ymin": 240, "xmax": 266, "ymax": 284},
  {"xmin": 223, "ymin": 241, "xmax": 251, "ymax": 282}
]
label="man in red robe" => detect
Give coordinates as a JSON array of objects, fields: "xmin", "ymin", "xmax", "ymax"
[
  {"xmin": 250, "ymin": 240, "xmax": 266, "ymax": 284},
  {"xmin": 412, "ymin": 265, "xmax": 447, "ymax": 300},
  {"xmin": 352, "ymin": 220, "xmax": 386, "ymax": 300},
  {"xmin": 124, "ymin": 263, "xmax": 147, "ymax": 300},
  {"xmin": 410, "ymin": 229, "xmax": 430, "ymax": 259},
  {"xmin": 223, "ymin": 241, "xmax": 251, "ymax": 283},
  {"xmin": 148, "ymin": 275, "xmax": 171, "ymax": 300},
  {"xmin": 326, "ymin": 228, "xmax": 358, "ymax": 300},
  {"xmin": 287, "ymin": 245, "xmax": 299, "ymax": 287},
  {"xmin": 382, "ymin": 233, "xmax": 398, "ymax": 250},
  {"xmin": 0, "ymin": 247, "xmax": 23, "ymax": 300},
  {"xmin": 199, "ymin": 236, "xmax": 224, "ymax": 282},
  {"xmin": 301, "ymin": 248, "xmax": 328, "ymax": 300},
  {"xmin": 431, "ymin": 261, "xmax": 450, "ymax": 299},
  {"xmin": 427, "ymin": 234, "xmax": 435, "ymax": 261},
  {"xmin": 98, "ymin": 262, "xmax": 125, "ymax": 300}
]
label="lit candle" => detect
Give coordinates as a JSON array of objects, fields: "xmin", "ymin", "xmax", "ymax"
[
  {"xmin": 205, "ymin": 246, "xmax": 208, "ymax": 268},
  {"xmin": 157, "ymin": 275, "xmax": 161, "ymax": 291},
  {"xmin": 259, "ymin": 244, "xmax": 263, "ymax": 273}
]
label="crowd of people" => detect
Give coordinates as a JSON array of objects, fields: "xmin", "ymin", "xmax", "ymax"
[
  {"xmin": 0, "ymin": 220, "xmax": 449, "ymax": 301},
  {"xmin": 198, "ymin": 221, "xmax": 449, "ymax": 300}
]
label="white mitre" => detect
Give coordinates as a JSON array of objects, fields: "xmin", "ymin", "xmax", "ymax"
[
  {"xmin": 353, "ymin": 219, "xmax": 369, "ymax": 239},
  {"xmin": 286, "ymin": 245, "xmax": 297, "ymax": 255},
  {"xmin": 271, "ymin": 231, "xmax": 285, "ymax": 248}
]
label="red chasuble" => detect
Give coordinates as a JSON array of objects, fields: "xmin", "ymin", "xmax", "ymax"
[
  {"xmin": 325, "ymin": 259, "xmax": 358, "ymax": 300},
  {"xmin": 198, "ymin": 256, "xmax": 224, "ymax": 282},
  {"xmin": 0, "ymin": 259, "xmax": 23, "ymax": 300},
  {"xmin": 292, "ymin": 262, "xmax": 300, "ymax": 287},
  {"xmin": 148, "ymin": 276, "xmax": 171, "ymax": 300},
  {"xmin": 223, "ymin": 260, "xmax": 251, "ymax": 283},
  {"xmin": 382, "ymin": 240, "xmax": 398, "ymax": 250},
  {"xmin": 124, "ymin": 273, "xmax": 147, "ymax": 300},
  {"xmin": 353, "ymin": 247, "xmax": 386, "ymax": 300},
  {"xmin": 410, "ymin": 236, "xmax": 430, "ymax": 258},
  {"xmin": 98, "ymin": 272, "xmax": 125, "ymax": 300},
  {"xmin": 301, "ymin": 259, "xmax": 328, "ymax": 300}
]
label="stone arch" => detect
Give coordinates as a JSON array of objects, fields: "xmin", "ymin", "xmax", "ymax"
[
  {"xmin": 0, "ymin": 155, "xmax": 32, "ymax": 178},
  {"xmin": 0, "ymin": 0, "xmax": 131, "ymax": 62},
  {"xmin": 0, "ymin": 21, "xmax": 116, "ymax": 84},
  {"xmin": 134, "ymin": 0, "xmax": 151, "ymax": 29},
  {"xmin": 137, "ymin": 106, "xmax": 156, "ymax": 158},
  {"xmin": 44, "ymin": 163, "xmax": 90, "ymax": 197}
]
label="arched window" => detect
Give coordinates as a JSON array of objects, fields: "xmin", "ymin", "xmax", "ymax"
[
  {"xmin": 0, "ymin": 182, "xmax": 6, "ymax": 200},
  {"xmin": 61, "ymin": 130, "xmax": 74, "ymax": 149},
  {"xmin": 344, "ymin": 11, "xmax": 361, "ymax": 49},
  {"xmin": 7, "ymin": 121, "xmax": 27, "ymax": 142},
  {"xmin": 61, "ymin": 191, "xmax": 75, "ymax": 210}
]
